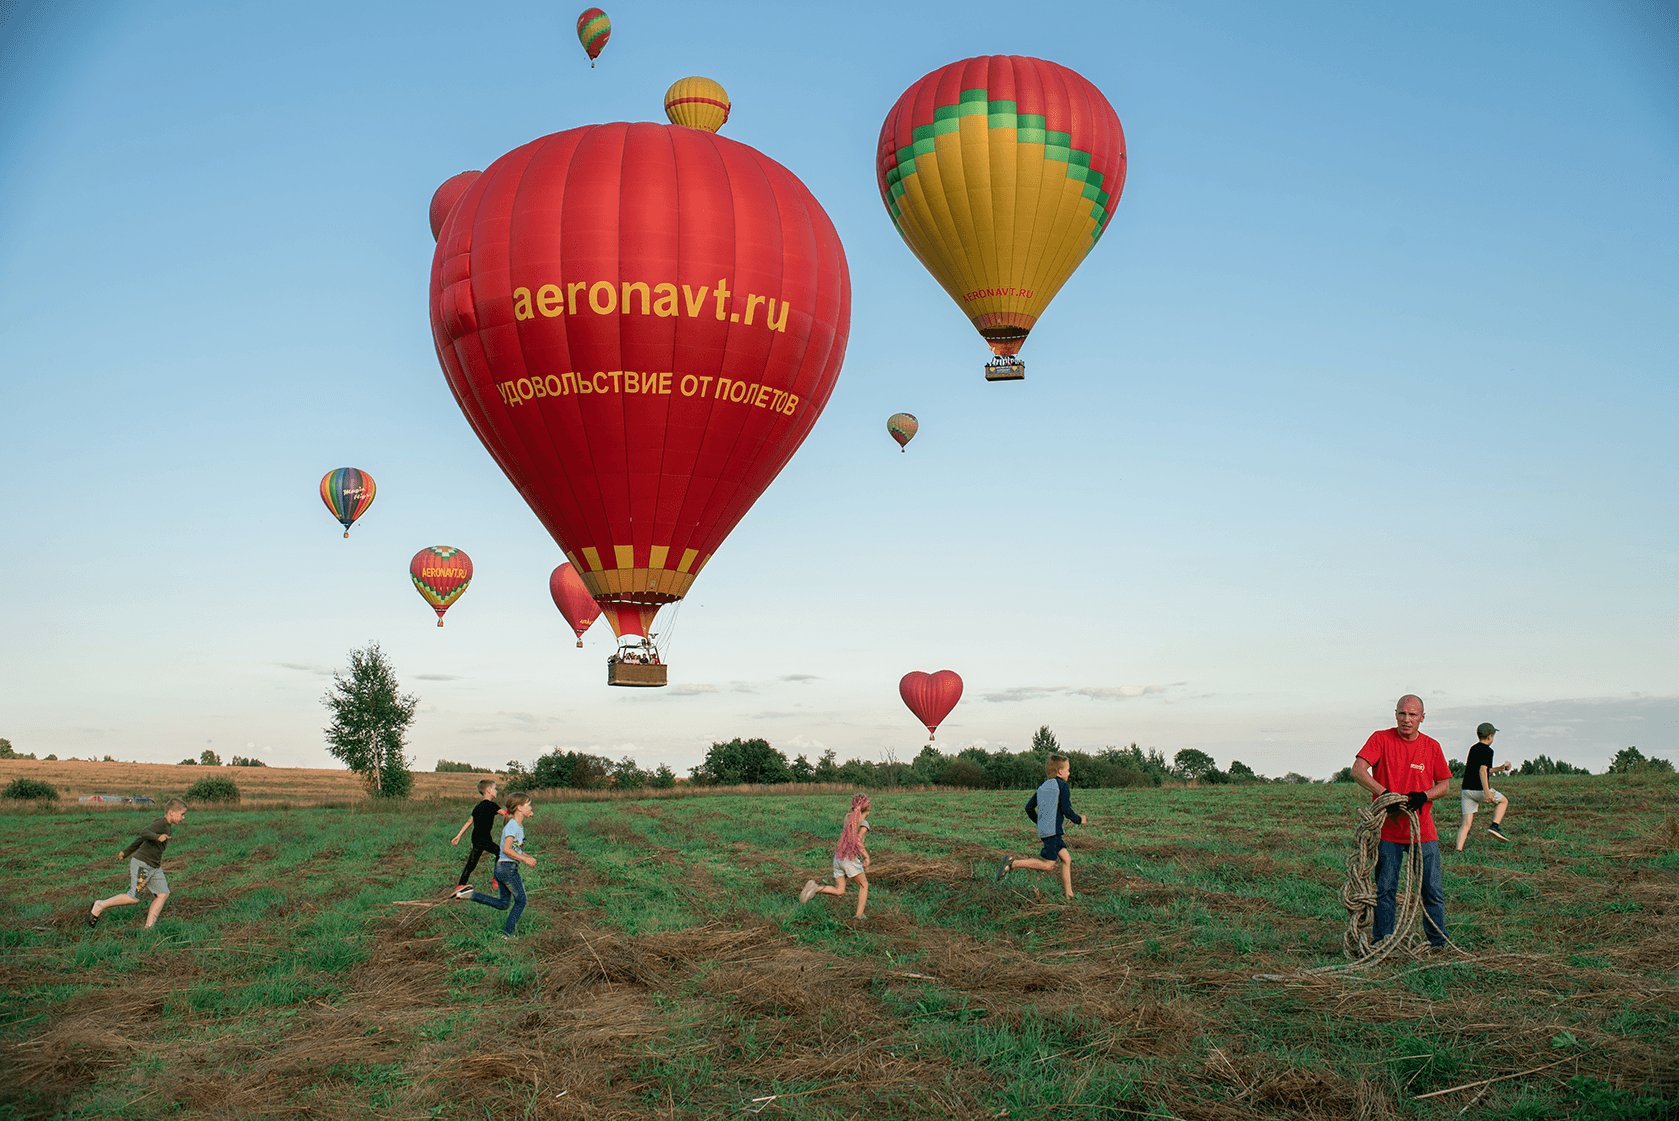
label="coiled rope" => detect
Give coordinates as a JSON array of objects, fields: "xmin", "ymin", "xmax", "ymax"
[
  {"xmin": 1250, "ymin": 792, "xmax": 1465, "ymax": 982},
  {"xmin": 1299, "ymin": 790, "xmax": 1459, "ymax": 976}
]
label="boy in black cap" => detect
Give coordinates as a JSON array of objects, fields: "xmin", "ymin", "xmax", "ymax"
[{"xmin": 1456, "ymin": 722, "xmax": 1511, "ymax": 849}]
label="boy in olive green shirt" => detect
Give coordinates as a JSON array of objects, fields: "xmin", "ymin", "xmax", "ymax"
[{"xmin": 91, "ymin": 798, "xmax": 187, "ymax": 929}]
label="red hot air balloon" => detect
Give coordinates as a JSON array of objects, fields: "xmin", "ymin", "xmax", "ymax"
[
  {"xmin": 430, "ymin": 171, "xmax": 482, "ymax": 241},
  {"xmin": 410, "ymin": 546, "xmax": 473, "ymax": 626},
  {"xmin": 900, "ymin": 670, "xmax": 963, "ymax": 742},
  {"xmin": 549, "ymin": 562, "xmax": 602, "ymax": 647},
  {"xmin": 429, "ymin": 123, "xmax": 850, "ymax": 685}
]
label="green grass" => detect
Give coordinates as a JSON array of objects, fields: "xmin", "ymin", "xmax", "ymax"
[{"xmin": 1, "ymin": 777, "xmax": 1675, "ymax": 1118}]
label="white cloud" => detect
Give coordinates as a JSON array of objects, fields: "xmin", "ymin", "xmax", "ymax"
[
  {"xmin": 275, "ymin": 661, "xmax": 332, "ymax": 676},
  {"xmin": 781, "ymin": 674, "xmax": 819, "ymax": 682},
  {"xmin": 669, "ymin": 683, "xmax": 718, "ymax": 696},
  {"xmin": 982, "ymin": 684, "xmax": 1175, "ymax": 703},
  {"xmin": 414, "ymin": 673, "xmax": 462, "ymax": 681}
]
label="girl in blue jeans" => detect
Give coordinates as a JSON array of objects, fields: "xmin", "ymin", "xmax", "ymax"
[{"xmin": 456, "ymin": 792, "xmax": 536, "ymax": 935}]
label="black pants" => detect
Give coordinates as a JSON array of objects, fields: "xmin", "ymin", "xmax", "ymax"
[{"xmin": 458, "ymin": 842, "xmax": 502, "ymax": 886}]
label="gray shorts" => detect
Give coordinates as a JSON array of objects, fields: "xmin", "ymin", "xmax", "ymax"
[
  {"xmin": 832, "ymin": 856, "xmax": 864, "ymax": 880},
  {"xmin": 129, "ymin": 858, "xmax": 169, "ymax": 896},
  {"xmin": 1460, "ymin": 788, "xmax": 1503, "ymax": 814}
]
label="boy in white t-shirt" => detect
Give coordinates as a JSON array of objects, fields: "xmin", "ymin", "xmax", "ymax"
[{"xmin": 455, "ymin": 792, "xmax": 536, "ymax": 937}]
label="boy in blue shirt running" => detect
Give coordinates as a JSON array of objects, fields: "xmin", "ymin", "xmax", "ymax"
[{"xmin": 996, "ymin": 754, "xmax": 1090, "ymax": 899}]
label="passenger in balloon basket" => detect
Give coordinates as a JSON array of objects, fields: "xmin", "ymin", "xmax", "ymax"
[
  {"xmin": 798, "ymin": 794, "xmax": 872, "ymax": 919},
  {"xmin": 996, "ymin": 755, "xmax": 1090, "ymax": 899},
  {"xmin": 1350, "ymin": 695, "xmax": 1453, "ymax": 949}
]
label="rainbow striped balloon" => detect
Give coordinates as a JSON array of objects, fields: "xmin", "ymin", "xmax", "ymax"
[
  {"xmin": 576, "ymin": 8, "xmax": 610, "ymax": 67},
  {"xmin": 410, "ymin": 546, "xmax": 473, "ymax": 627},
  {"xmin": 320, "ymin": 468, "xmax": 376, "ymax": 538},
  {"xmin": 663, "ymin": 76, "xmax": 731, "ymax": 133}
]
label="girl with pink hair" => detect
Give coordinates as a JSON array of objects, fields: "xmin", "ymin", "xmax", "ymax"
[{"xmin": 799, "ymin": 793, "xmax": 871, "ymax": 919}]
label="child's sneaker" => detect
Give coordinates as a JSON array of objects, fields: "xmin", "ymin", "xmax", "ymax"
[
  {"xmin": 799, "ymin": 880, "xmax": 819, "ymax": 904},
  {"xmin": 491, "ymin": 876, "xmax": 500, "ymax": 891},
  {"xmin": 454, "ymin": 887, "xmax": 474, "ymax": 900},
  {"xmin": 1487, "ymin": 823, "xmax": 1510, "ymax": 843}
]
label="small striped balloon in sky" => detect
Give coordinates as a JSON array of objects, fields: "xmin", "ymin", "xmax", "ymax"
[
  {"xmin": 576, "ymin": 8, "xmax": 610, "ymax": 67},
  {"xmin": 319, "ymin": 468, "xmax": 376, "ymax": 538}
]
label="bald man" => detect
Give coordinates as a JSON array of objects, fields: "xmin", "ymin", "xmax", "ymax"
[{"xmin": 1351, "ymin": 695, "xmax": 1453, "ymax": 948}]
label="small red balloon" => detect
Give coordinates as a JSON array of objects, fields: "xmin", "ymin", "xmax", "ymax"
[
  {"xmin": 550, "ymin": 562, "xmax": 603, "ymax": 647},
  {"xmin": 900, "ymin": 670, "xmax": 963, "ymax": 741},
  {"xmin": 430, "ymin": 170, "xmax": 482, "ymax": 241}
]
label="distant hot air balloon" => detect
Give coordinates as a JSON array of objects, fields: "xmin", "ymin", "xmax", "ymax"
[
  {"xmin": 900, "ymin": 671, "xmax": 963, "ymax": 741},
  {"xmin": 887, "ymin": 412, "xmax": 918, "ymax": 451},
  {"xmin": 428, "ymin": 123, "xmax": 850, "ymax": 686},
  {"xmin": 876, "ymin": 56, "xmax": 1126, "ymax": 382},
  {"xmin": 664, "ymin": 76, "xmax": 731, "ymax": 133},
  {"xmin": 320, "ymin": 468, "xmax": 376, "ymax": 537},
  {"xmin": 430, "ymin": 171, "xmax": 482, "ymax": 241},
  {"xmin": 576, "ymin": 8, "xmax": 610, "ymax": 67},
  {"xmin": 410, "ymin": 547, "xmax": 472, "ymax": 626},
  {"xmin": 550, "ymin": 562, "xmax": 602, "ymax": 647}
]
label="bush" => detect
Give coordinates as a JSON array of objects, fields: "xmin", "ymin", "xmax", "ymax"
[
  {"xmin": 179, "ymin": 758, "xmax": 197, "ymax": 765},
  {"xmin": 1174, "ymin": 749, "xmax": 1217, "ymax": 782},
  {"xmin": 1448, "ymin": 758, "xmax": 1465, "ymax": 778},
  {"xmin": 506, "ymin": 749, "xmax": 615, "ymax": 792},
  {"xmin": 200, "ymin": 749, "xmax": 222, "ymax": 766},
  {"xmin": 183, "ymin": 776, "xmax": 241, "ymax": 803},
  {"xmin": 2, "ymin": 778, "xmax": 58, "ymax": 801},
  {"xmin": 690, "ymin": 738, "xmax": 791, "ymax": 785},
  {"xmin": 230, "ymin": 756, "xmax": 266, "ymax": 767},
  {"xmin": 1229, "ymin": 760, "xmax": 1259, "ymax": 782},
  {"xmin": 1202, "ymin": 768, "xmax": 1231, "ymax": 785},
  {"xmin": 435, "ymin": 760, "xmax": 491, "ymax": 773},
  {"xmin": 0, "ymin": 739, "xmax": 36, "ymax": 760},
  {"xmin": 1607, "ymin": 747, "xmax": 1674, "ymax": 775},
  {"xmin": 612, "ymin": 756, "xmax": 649, "ymax": 790},
  {"xmin": 1332, "ymin": 766, "xmax": 1355, "ymax": 783},
  {"xmin": 1519, "ymin": 755, "xmax": 1589, "ymax": 776},
  {"xmin": 940, "ymin": 759, "xmax": 988, "ymax": 788},
  {"xmin": 650, "ymin": 763, "xmax": 677, "ymax": 789}
]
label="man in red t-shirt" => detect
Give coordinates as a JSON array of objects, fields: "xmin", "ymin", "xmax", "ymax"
[{"xmin": 1352, "ymin": 694, "xmax": 1453, "ymax": 947}]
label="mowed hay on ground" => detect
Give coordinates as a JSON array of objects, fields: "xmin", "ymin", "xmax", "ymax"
[
  {"xmin": 2, "ymin": 777, "xmax": 1676, "ymax": 1119},
  {"xmin": 0, "ymin": 758, "xmax": 497, "ymax": 806}
]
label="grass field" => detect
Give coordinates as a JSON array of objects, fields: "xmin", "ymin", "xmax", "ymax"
[{"xmin": 2, "ymin": 775, "xmax": 1676, "ymax": 1120}]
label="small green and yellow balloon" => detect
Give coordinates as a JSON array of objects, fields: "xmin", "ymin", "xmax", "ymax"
[
  {"xmin": 887, "ymin": 412, "xmax": 918, "ymax": 452},
  {"xmin": 576, "ymin": 8, "xmax": 610, "ymax": 67}
]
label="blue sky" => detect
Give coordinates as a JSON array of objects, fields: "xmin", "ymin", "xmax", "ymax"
[{"xmin": 2, "ymin": 1, "xmax": 1674, "ymax": 778}]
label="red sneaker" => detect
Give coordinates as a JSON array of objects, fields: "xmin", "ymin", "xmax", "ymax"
[{"xmin": 491, "ymin": 876, "xmax": 500, "ymax": 891}]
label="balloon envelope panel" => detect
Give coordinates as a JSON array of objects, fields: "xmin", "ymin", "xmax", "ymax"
[
  {"xmin": 429, "ymin": 123, "xmax": 850, "ymax": 625},
  {"xmin": 876, "ymin": 56, "xmax": 1126, "ymax": 357}
]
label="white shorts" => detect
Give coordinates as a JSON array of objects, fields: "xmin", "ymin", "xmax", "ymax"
[
  {"xmin": 1460, "ymin": 788, "xmax": 1503, "ymax": 814},
  {"xmin": 832, "ymin": 856, "xmax": 864, "ymax": 880}
]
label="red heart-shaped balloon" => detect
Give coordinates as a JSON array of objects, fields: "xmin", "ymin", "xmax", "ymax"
[{"xmin": 899, "ymin": 670, "xmax": 964, "ymax": 740}]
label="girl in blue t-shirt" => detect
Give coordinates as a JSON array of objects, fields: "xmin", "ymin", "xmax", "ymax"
[{"xmin": 455, "ymin": 793, "xmax": 536, "ymax": 936}]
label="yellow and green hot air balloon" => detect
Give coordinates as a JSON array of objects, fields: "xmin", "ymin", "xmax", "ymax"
[
  {"xmin": 576, "ymin": 8, "xmax": 610, "ymax": 67},
  {"xmin": 875, "ymin": 56, "xmax": 1127, "ymax": 381},
  {"xmin": 664, "ymin": 76, "xmax": 731, "ymax": 133}
]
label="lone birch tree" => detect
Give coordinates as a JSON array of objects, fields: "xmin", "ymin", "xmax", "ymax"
[{"xmin": 322, "ymin": 642, "xmax": 418, "ymax": 799}]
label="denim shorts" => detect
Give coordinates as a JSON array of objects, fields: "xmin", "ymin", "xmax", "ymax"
[{"xmin": 129, "ymin": 859, "xmax": 168, "ymax": 896}]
